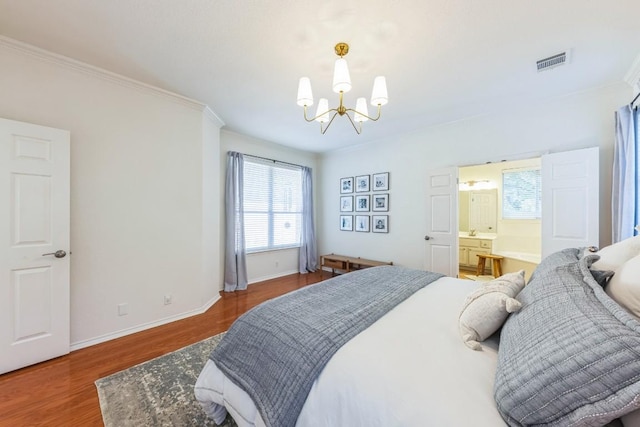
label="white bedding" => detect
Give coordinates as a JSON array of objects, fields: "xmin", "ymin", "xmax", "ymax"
[{"xmin": 194, "ymin": 276, "xmax": 506, "ymax": 426}]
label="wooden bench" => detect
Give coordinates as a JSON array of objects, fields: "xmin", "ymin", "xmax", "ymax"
[
  {"xmin": 476, "ymin": 254, "xmax": 504, "ymax": 278},
  {"xmin": 320, "ymin": 253, "xmax": 392, "ymax": 279}
]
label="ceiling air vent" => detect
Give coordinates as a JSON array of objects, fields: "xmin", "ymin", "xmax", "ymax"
[{"xmin": 536, "ymin": 50, "xmax": 570, "ymax": 72}]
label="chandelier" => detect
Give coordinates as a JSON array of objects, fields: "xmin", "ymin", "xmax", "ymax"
[{"xmin": 296, "ymin": 42, "xmax": 388, "ymax": 135}]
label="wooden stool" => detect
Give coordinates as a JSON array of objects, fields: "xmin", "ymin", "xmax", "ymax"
[{"xmin": 476, "ymin": 254, "xmax": 504, "ymax": 278}]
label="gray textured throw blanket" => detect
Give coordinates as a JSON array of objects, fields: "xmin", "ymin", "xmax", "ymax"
[{"xmin": 210, "ymin": 265, "xmax": 443, "ymax": 427}]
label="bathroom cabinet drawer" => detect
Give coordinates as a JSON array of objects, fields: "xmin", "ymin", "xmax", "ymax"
[{"xmin": 459, "ymin": 238, "xmax": 480, "ymax": 247}]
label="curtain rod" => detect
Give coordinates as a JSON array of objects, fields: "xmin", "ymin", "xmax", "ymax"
[
  {"xmin": 632, "ymin": 91, "xmax": 640, "ymax": 106},
  {"xmin": 243, "ymin": 153, "xmax": 304, "ymax": 169}
]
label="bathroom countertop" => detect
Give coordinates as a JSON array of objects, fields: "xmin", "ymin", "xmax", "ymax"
[{"xmin": 458, "ymin": 232, "xmax": 497, "ymax": 240}]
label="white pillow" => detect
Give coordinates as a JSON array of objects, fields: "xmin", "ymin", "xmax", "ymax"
[
  {"xmin": 591, "ymin": 235, "xmax": 640, "ymax": 272},
  {"xmin": 605, "ymin": 253, "xmax": 640, "ymax": 320},
  {"xmin": 459, "ymin": 270, "xmax": 526, "ymax": 350}
]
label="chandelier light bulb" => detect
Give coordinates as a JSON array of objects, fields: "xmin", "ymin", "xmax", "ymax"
[
  {"xmin": 297, "ymin": 77, "xmax": 314, "ymax": 107},
  {"xmin": 354, "ymin": 98, "xmax": 369, "ymax": 122},
  {"xmin": 370, "ymin": 76, "xmax": 388, "ymax": 106},
  {"xmin": 315, "ymin": 98, "xmax": 330, "ymax": 123},
  {"xmin": 332, "ymin": 58, "xmax": 352, "ymax": 94}
]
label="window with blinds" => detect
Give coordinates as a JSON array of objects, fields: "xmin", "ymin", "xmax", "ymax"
[
  {"xmin": 243, "ymin": 156, "xmax": 303, "ymax": 252},
  {"xmin": 502, "ymin": 168, "xmax": 541, "ymax": 220}
]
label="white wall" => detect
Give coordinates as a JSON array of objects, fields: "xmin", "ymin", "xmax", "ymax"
[
  {"xmin": 202, "ymin": 109, "xmax": 223, "ymax": 304},
  {"xmin": 318, "ymin": 83, "xmax": 631, "ymax": 270},
  {"xmin": 220, "ymin": 130, "xmax": 319, "ymax": 284},
  {"xmin": 0, "ymin": 40, "xmax": 223, "ymax": 348}
]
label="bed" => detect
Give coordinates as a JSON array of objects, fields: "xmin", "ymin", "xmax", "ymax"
[{"xmin": 195, "ymin": 245, "xmax": 640, "ymax": 427}]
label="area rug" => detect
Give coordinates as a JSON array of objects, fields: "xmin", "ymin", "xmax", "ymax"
[{"xmin": 95, "ymin": 332, "xmax": 237, "ymax": 426}]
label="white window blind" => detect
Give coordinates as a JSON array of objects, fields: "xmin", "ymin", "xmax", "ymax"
[
  {"xmin": 502, "ymin": 168, "xmax": 541, "ymax": 219},
  {"xmin": 243, "ymin": 156, "xmax": 303, "ymax": 252}
]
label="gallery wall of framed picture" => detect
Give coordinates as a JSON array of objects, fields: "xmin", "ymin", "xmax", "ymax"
[{"xmin": 339, "ymin": 172, "xmax": 389, "ymax": 233}]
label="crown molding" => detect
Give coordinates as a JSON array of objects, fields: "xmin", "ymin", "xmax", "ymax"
[
  {"xmin": 0, "ymin": 35, "xmax": 224, "ymax": 117},
  {"xmin": 203, "ymin": 105, "xmax": 225, "ymax": 128},
  {"xmin": 624, "ymin": 53, "xmax": 640, "ymax": 93}
]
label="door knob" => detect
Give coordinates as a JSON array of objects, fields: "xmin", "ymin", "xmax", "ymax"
[
  {"xmin": 424, "ymin": 235, "xmax": 432, "ymax": 241},
  {"xmin": 42, "ymin": 250, "xmax": 67, "ymax": 258}
]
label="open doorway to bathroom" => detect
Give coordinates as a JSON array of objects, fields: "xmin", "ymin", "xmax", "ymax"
[{"xmin": 458, "ymin": 157, "xmax": 542, "ymax": 281}]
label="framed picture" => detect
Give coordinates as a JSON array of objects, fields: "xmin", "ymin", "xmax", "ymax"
[
  {"xmin": 355, "ymin": 215, "xmax": 370, "ymax": 232},
  {"xmin": 372, "ymin": 193, "xmax": 389, "ymax": 212},
  {"xmin": 340, "ymin": 177, "xmax": 354, "ymax": 194},
  {"xmin": 372, "ymin": 215, "xmax": 389, "ymax": 233},
  {"xmin": 340, "ymin": 196, "xmax": 353, "ymax": 212},
  {"xmin": 355, "ymin": 175, "xmax": 370, "ymax": 192},
  {"xmin": 372, "ymin": 172, "xmax": 389, "ymax": 191},
  {"xmin": 355, "ymin": 195, "xmax": 370, "ymax": 212},
  {"xmin": 340, "ymin": 215, "xmax": 353, "ymax": 231}
]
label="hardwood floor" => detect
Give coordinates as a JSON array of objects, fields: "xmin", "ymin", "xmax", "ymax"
[{"xmin": 0, "ymin": 270, "xmax": 326, "ymax": 426}]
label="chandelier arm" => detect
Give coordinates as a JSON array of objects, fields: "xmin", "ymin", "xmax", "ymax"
[
  {"xmin": 320, "ymin": 112, "xmax": 340, "ymax": 134},
  {"xmin": 345, "ymin": 104, "xmax": 383, "ymax": 122},
  {"xmin": 344, "ymin": 112, "xmax": 363, "ymax": 135},
  {"xmin": 337, "ymin": 92, "xmax": 346, "ymax": 115},
  {"xmin": 303, "ymin": 105, "xmax": 339, "ymax": 122}
]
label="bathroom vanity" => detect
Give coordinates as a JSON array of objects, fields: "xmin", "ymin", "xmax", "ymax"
[{"xmin": 458, "ymin": 233, "xmax": 496, "ymax": 269}]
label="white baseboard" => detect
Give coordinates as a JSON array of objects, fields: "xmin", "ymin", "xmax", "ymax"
[
  {"xmin": 72, "ymin": 270, "xmax": 301, "ymax": 351},
  {"xmin": 248, "ymin": 269, "xmax": 299, "ymax": 285},
  {"xmin": 70, "ymin": 294, "xmax": 221, "ymax": 351}
]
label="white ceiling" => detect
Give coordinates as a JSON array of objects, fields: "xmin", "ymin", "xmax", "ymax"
[{"xmin": 1, "ymin": 0, "xmax": 638, "ymax": 153}]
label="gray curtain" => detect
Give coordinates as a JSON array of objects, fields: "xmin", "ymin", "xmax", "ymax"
[
  {"xmin": 299, "ymin": 166, "xmax": 318, "ymax": 273},
  {"xmin": 224, "ymin": 151, "xmax": 248, "ymax": 291},
  {"xmin": 612, "ymin": 105, "xmax": 639, "ymax": 243}
]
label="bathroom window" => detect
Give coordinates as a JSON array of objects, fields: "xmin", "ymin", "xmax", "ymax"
[{"xmin": 502, "ymin": 168, "xmax": 541, "ymax": 219}]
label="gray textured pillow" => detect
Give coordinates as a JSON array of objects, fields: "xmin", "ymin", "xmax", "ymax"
[
  {"xmin": 494, "ymin": 248, "xmax": 640, "ymax": 426},
  {"xmin": 526, "ymin": 246, "xmax": 579, "ymax": 283}
]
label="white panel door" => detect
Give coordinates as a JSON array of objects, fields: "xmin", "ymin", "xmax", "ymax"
[
  {"xmin": 425, "ymin": 167, "xmax": 458, "ymax": 277},
  {"xmin": 541, "ymin": 147, "xmax": 599, "ymax": 258},
  {"xmin": 469, "ymin": 190, "xmax": 497, "ymax": 232},
  {"xmin": 0, "ymin": 118, "xmax": 70, "ymax": 374}
]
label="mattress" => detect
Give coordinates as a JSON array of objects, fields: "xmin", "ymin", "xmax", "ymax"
[{"xmin": 194, "ymin": 276, "xmax": 506, "ymax": 426}]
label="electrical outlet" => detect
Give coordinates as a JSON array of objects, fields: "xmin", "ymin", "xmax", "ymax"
[
  {"xmin": 164, "ymin": 294, "xmax": 172, "ymax": 305},
  {"xmin": 118, "ymin": 303, "xmax": 128, "ymax": 316},
  {"xmin": 275, "ymin": 261, "xmax": 279, "ymax": 268}
]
